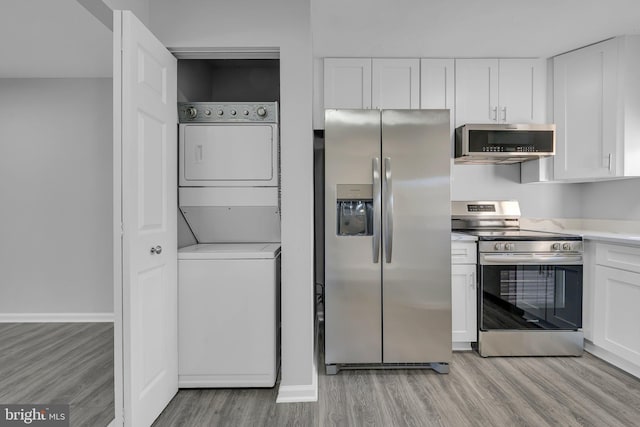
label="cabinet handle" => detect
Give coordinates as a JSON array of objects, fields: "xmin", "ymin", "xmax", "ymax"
[
  {"xmin": 491, "ymin": 106, "xmax": 498, "ymax": 121},
  {"xmin": 608, "ymin": 153, "xmax": 613, "ymax": 172},
  {"xmin": 468, "ymin": 272, "xmax": 476, "ymax": 290},
  {"xmin": 501, "ymin": 107, "xmax": 507, "ymax": 122}
]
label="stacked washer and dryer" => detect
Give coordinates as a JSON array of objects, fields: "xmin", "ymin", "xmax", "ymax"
[{"xmin": 177, "ymin": 102, "xmax": 281, "ymax": 388}]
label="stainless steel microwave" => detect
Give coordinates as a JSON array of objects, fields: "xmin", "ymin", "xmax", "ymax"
[{"xmin": 454, "ymin": 123, "xmax": 555, "ymax": 164}]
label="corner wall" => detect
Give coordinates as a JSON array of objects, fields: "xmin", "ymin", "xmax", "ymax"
[
  {"xmin": 0, "ymin": 78, "xmax": 113, "ymax": 319},
  {"xmin": 149, "ymin": 0, "xmax": 316, "ymax": 399}
]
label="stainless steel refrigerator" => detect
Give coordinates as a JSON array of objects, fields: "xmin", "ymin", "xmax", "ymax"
[{"xmin": 324, "ymin": 109, "xmax": 451, "ymax": 374}]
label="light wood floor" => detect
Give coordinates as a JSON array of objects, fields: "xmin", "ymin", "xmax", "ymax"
[
  {"xmin": 0, "ymin": 322, "xmax": 114, "ymax": 427},
  {"xmin": 4, "ymin": 323, "xmax": 639, "ymax": 426},
  {"xmin": 154, "ymin": 329, "xmax": 640, "ymax": 427}
]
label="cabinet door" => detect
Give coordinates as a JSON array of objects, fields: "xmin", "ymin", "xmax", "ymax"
[
  {"xmin": 553, "ymin": 39, "xmax": 618, "ymax": 180},
  {"xmin": 593, "ymin": 265, "xmax": 640, "ymax": 367},
  {"xmin": 372, "ymin": 58, "xmax": 420, "ymax": 109},
  {"xmin": 420, "ymin": 59, "xmax": 454, "ymax": 110},
  {"xmin": 421, "ymin": 59, "xmax": 454, "ymax": 138},
  {"xmin": 454, "ymin": 59, "xmax": 499, "ymax": 126},
  {"xmin": 324, "ymin": 58, "xmax": 372, "ymax": 109},
  {"xmin": 498, "ymin": 59, "xmax": 546, "ymax": 123},
  {"xmin": 451, "ymin": 264, "xmax": 477, "ymax": 343}
]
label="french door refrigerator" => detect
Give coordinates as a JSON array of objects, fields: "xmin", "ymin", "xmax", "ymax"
[{"xmin": 324, "ymin": 109, "xmax": 451, "ymax": 374}]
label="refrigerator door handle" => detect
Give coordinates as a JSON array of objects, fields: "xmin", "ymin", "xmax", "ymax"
[
  {"xmin": 383, "ymin": 157, "xmax": 393, "ymax": 263},
  {"xmin": 372, "ymin": 157, "xmax": 381, "ymax": 263}
]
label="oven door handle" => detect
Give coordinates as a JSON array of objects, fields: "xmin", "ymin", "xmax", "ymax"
[{"xmin": 480, "ymin": 253, "xmax": 583, "ymax": 265}]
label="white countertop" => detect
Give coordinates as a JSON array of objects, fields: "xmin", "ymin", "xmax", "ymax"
[
  {"xmin": 451, "ymin": 232, "xmax": 477, "ymax": 242},
  {"xmin": 519, "ymin": 218, "xmax": 640, "ymax": 246},
  {"xmin": 559, "ymin": 230, "xmax": 640, "ymax": 246}
]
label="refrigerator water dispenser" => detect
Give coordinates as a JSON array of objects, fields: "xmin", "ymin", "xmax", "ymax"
[{"xmin": 336, "ymin": 184, "xmax": 373, "ymax": 236}]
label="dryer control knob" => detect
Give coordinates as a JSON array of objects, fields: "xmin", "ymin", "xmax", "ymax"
[
  {"xmin": 256, "ymin": 106, "xmax": 267, "ymax": 117},
  {"xmin": 563, "ymin": 243, "xmax": 572, "ymax": 251},
  {"xmin": 186, "ymin": 107, "xmax": 197, "ymax": 118}
]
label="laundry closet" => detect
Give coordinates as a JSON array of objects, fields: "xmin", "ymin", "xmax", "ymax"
[{"xmin": 174, "ymin": 57, "xmax": 282, "ymax": 387}]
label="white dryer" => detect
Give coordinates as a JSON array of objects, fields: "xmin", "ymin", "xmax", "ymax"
[
  {"xmin": 177, "ymin": 102, "xmax": 280, "ymax": 243},
  {"xmin": 177, "ymin": 243, "xmax": 281, "ymax": 388}
]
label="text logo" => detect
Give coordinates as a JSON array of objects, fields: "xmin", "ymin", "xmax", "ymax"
[{"xmin": 0, "ymin": 405, "xmax": 68, "ymax": 427}]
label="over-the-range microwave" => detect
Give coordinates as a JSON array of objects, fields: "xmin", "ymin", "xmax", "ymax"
[{"xmin": 454, "ymin": 123, "xmax": 555, "ymax": 164}]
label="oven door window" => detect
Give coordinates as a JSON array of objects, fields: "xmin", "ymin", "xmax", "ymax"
[{"xmin": 480, "ymin": 265, "xmax": 582, "ymax": 330}]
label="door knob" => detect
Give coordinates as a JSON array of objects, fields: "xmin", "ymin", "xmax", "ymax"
[{"xmin": 150, "ymin": 245, "xmax": 162, "ymax": 255}]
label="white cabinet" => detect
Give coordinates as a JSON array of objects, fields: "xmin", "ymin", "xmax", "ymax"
[
  {"xmin": 553, "ymin": 35, "xmax": 640, "ymax": 181},
  {"xmin": 371, "ymin": 58, "xmax": 420, "ymax": 109},
  {"xmin": 454, "ymin": 58, "xmax": 545, "ymax": 126},
  {"xmin": 451, "ymin": 240, "xmax": 477, "ymax": 349},
  {"xmin": 592, "ymin": 242, "xmax": 640, "ymax": 374},
  {"xmin": 323, "ymin": 58, "xmax": 372, "ymax": 110},
  {"xmin": 420, "ymin": 59, "xmax": 455, "ymax": 137},
  {"xmin": 323, "ymin": 58, "xmax": 420, "ymax": 112},
  {"xmin": 420, "ymin": 59, "xmax": 454, "ymax": 110}
]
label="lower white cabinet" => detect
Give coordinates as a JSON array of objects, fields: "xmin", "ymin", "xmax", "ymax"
[
  {"xmin": 451, "ymin": 240, "xmax": 477, "ymax": 349},
  {"xmin": 592, "ymin": 243, "xmax": 640, "ymax": 370}
]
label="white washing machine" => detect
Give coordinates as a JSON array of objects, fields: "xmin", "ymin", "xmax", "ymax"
[{"xmin": 177, "ymin": 243, "xmax": 281, "ymax": 388}]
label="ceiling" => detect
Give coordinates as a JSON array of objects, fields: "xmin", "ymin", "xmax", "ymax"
[
  {"xmin": 3, "ymin": 0, "xmax": 640, "ymax": 78},
  {"xmin": 0, "ymin": 1, "xmax": 112, "ymax": 78}
]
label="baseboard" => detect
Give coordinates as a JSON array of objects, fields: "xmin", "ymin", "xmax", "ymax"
[
  {"xmin": 276, "ymin": 382, "xmax": 318, "ymax": 403},
  {"xmin": 453, "ymin": 342, "xmax": 473, "ymax": 351},
  {"xmin": 275, "ymin": 310, "xmax": 320, "ymax": 404},
  {"xmin": 585, "ymin": 340, "xmax": 640, "ymax": 379},
  {"xmin": 0, "ymin": 313, "xmax": 115, "ymax": 323}
]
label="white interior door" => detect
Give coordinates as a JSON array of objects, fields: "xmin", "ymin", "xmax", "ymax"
[{"xmin": 114, "ymin": 10, "xmax": 178, "ymax": 427}]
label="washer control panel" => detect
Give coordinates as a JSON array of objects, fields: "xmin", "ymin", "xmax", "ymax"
[{"xmin": 178, "ymin": 102, "xmax": 278, "ymax": 123}]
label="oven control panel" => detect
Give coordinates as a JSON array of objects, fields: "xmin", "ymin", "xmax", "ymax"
[{"xmin": 480, "ymin": 240, "xmax": 583, "ymax": 253}]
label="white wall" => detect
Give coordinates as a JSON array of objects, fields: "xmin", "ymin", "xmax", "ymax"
[
  {"xmin": 149, "ymin": 1, "xmax": 316, "ymax": 398},
  {"xmin": 102, "ymin": 0, "xmax": 150, "ymax": 26},
  {"xmin": 0, "ymin": 78, "xmax": 113, "ymax": 317},
  {"xmin": 452, "ymin": 164, "xmax": 582, "ymax": 218},
  {"xmin": 580, "ymin": 178, "xmax": 640, "ymax": 220},
  {"xmin": 311, "ymin": 0, "xmax": 640, "ymax": 58}
]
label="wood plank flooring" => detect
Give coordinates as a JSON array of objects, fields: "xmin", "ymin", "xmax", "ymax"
[
  {"xmin": 5, "ymin": 322, "xmax": 637, "ymax": 426},
  {"xmin": 154, "ymin": 328, "xmax": 640, "ymax": 427},
  {"xmin": 0, "ymin": 323, "xmax": 114, "ymax": 427}
]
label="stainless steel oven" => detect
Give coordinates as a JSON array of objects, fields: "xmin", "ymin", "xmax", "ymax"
[{"xmin": 453, "ymin": 200, "xmax": 584, "ymax": 357}]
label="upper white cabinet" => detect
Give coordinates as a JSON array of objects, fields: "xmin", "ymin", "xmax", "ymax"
[
  {"xmin": 371, "ymin": 59, "xmax": 420, "ymax": 109},
  {"xmin": 553, "ymin": 35, "xmax": 640, "ymax": 181},
  {"xmin": 454, "ymin": 58, "xmax": 545, "ymax": 126},
  {"xmin": 323, "ymin": 58, "xmax": 372, "ymax": 110},
  {"xmin": 323, "ymin": 58, "xmax": 419, "ymax": 111}
]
